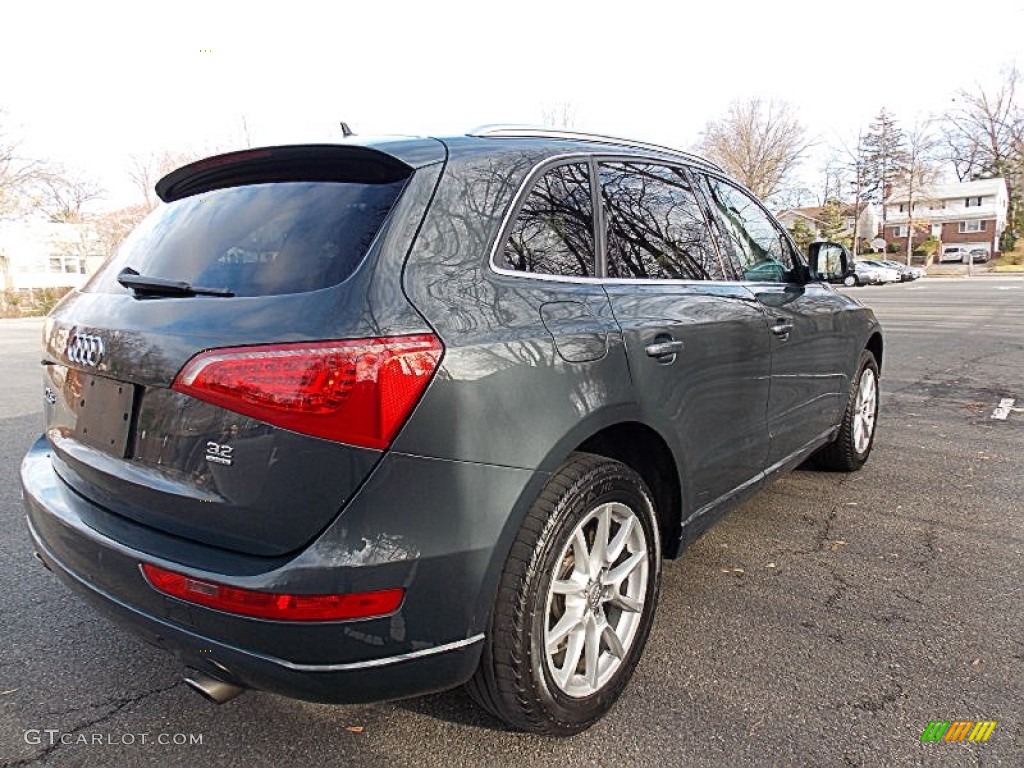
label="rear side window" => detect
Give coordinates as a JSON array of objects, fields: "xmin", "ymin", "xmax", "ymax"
[
  {"xmin": 500, "ymin": 163, "xmax": 595, "ymax": 277},
  {"xmin": 87, "ymin": 180, "xmax": 406, "ymax": 297},
  {"xmin": 600, "ymin": 162, "xmax": 723, "ymax": 280}
]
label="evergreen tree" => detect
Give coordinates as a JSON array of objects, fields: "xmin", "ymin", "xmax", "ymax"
[
  {"xmin": 819, "ymin": 199, "xmax": 851, "ymax": 247},
  {"xmin": 860, "ymin": 109, "xmax": 909, "ymax": 234},
  {"xmin": 788, "ymin": 217, "xmax": 816, "ymax": 254}
]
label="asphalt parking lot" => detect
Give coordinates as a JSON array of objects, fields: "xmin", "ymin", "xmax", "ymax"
[{"xmin": 1, "ymin": 278, "xmax": 1021, "ymax": 767}]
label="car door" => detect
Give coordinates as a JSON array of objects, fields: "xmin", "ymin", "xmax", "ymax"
[
  {"xmin": 597, "ymin": 160, "xmax": 772, "ymax": 509},
  {"xmin": 698, "ymin": 174, "xmax": 848, "ymax": 468}
]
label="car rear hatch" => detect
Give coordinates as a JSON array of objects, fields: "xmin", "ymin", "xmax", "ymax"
[{"xmin": 42, "ymin": 142, "xmax": 446, "ymax": 557}]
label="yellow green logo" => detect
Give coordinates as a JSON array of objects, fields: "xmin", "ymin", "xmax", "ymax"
[{"xmin": 920, "ymin": 721, "xmax": 996, "ymax": 742}]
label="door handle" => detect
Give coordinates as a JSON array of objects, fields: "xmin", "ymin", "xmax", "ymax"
[
  {"xmin": 770, "ymin": 319, "xmax": 793, "ymax": 338},
  {"xmin": 645, "ymin": 340, "xmax": 685, "ymax": 358}
]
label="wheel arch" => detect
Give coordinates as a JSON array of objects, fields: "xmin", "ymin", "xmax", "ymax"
[
  {"xmin": 865, "ymin": 331, "xmax": 883, "ymax": 372},
  {"xmin": 576, "ymin": 422, "xmax": 683, "ymax": 560}
]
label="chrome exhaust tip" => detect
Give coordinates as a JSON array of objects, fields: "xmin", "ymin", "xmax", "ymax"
[{"xmin": 183, "ymin": 670, "xmax": 245, "ymax": 704}]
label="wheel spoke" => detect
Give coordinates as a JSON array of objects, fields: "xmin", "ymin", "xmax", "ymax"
[
  {"xmin": 555, "ymin": 625, "xmax": 585, "ymax": 688},
  {"xmin": 602, "ymin": 622, "xmax": 626, "ymax": 659},
  {"xmin": 571, "ymin": 528, "xmax": 590, "ymax": 573},
  {"xmin": 542, "ymin": 496, "xmax": 651, "ymax": 698},
  {"xmin": 550, "ymin": 576, "xmax": 586, "ymax": 595},
  {"xmin": 864, "ymin": 375, "xmax": 876, "ymax": 404},
  {"xmin": 590, "ymin": 505, "xmax": 611, "ymax": 576},
  {"xmin": 606, "ymin": 515, "xmax": 635, "ymax": 564},
  {"xmin": 546, "ymin": 610, "xmax": 583, "ymax": 653},
  {"xmin": 606, "ymin": 551, "xmax": 645, "ymax": 586},
  {"xmin": 584, "ymin": 615, "xmax": 601, "ymax": 691},
  {"xmin": 606, "ymin": 590, "xmax": 642, "ymax": 613}
]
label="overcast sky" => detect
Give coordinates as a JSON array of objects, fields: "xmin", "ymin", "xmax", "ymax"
[{"xmin": 4, "ymin": 0, "xmax": 1023, "ymax": 208}]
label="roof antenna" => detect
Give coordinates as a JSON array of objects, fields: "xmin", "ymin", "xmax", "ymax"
[{"xmin": 339, "ymin": 121, "xmax": 355, "ymax": 138}]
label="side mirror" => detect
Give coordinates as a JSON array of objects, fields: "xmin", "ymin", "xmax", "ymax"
[{"xmin": 808, "ymin": 241, "xmax": 853, "ymax": 284}]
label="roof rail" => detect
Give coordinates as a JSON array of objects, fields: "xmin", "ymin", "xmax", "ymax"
[{"xmin": 468, "ymin": 125, "xmax": 724, "ymax": 172}]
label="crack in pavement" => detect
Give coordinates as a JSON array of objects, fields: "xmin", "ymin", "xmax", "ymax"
[
  {"xmin": 850, "ymin": 678, "xmax": 905, "ymax": 714},
  {"xmin": 2, "ymin": 680, "xmax": 183, "ymax": 768}
]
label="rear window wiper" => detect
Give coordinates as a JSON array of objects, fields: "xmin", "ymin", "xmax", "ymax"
[{"xmin": 117, "ymin": 267, "xmax": 234, "ymax": 298}]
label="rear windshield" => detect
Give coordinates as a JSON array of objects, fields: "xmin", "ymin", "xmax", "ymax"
[{"xmin": 87, "ymin": 180, "xmax": 406, "ymax": 297}]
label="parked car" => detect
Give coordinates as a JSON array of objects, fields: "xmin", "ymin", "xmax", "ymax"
[
  {"xmin": 21, "ymin": 129, "xmax": 883, "ymax": 735},
  {"xmin": 874, "ymin": 259, "xmax": 923, "ymax": 281},
  {"xmin": 853, "ymin": 259, "xmax": 900, "ymax": 285},
  {"xmin": 940, "ymin": 246, "xmax": 969, "ymax": 263},
  {"xmin": 969, "ymin": 248, "xmax": 990, "ymax": 263}
]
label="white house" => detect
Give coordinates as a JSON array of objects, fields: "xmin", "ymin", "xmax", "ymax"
[
  {"xmin": 884, "ymin": 178, "xmax": 1008, "ymax": 256},
  {"xmin": 0, "ymin": 219, "xmax": 105, "ymax": 291},
  {"xmin": 776, "ymin": 203, "xmax": 878, "ymax": 245}
]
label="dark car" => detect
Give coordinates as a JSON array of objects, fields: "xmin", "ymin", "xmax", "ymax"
[{"xmin": 21, "ymin": 128, "xmax": 882, "ymax": 735}]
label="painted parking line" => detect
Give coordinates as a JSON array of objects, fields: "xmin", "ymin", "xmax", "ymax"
[{"xmin": 991, "ymin": 398, "xmax": 1017, "ymax": 420}]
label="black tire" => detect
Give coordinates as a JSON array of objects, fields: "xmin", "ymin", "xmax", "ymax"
[
  {"xmin": 466, "ymin": 452, "xmax": 661, "ymax": 735},
  {"xmin": 816, "ymin": 350, "xmax": 880, "ymax": 471}
]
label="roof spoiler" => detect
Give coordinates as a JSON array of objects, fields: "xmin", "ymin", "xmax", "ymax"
[{"xmin": 155, "ymin": 144, "xmax": 414, "ymax": 203}]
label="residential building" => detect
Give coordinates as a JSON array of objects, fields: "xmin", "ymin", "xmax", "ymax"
[
  {"xmin": 776, "ymin": 203, "xmax": 878, "ymax": 246},
  {"xmin": 884, "ymin": 178, "xmax": 1008, "ymax": 257},
  {"xmin": 0, "ymin": 219, "xmax": 104, "ymax": 291}
]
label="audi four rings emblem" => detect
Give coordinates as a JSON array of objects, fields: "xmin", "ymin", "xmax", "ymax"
[{"xmin": 66, "ymin": 331, "xmax": 105, "ymax": 367}]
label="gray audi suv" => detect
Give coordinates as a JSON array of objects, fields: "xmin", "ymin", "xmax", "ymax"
[{"xmin": 21, "ymin": 128, "xmax": 882, "ymax": 735}]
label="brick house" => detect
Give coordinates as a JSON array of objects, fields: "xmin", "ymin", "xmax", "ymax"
[{"xmin": 883, "ymin": 178, "xmax": 1008, "ymax": 258}]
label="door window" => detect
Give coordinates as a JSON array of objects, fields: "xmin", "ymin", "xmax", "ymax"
[
  {"xmin": 600, "ymin": 163, "xmax": 724, "ymax": 280},
  {"xmin": 703, "ymin": 177, "xmax": 798, "ymax": 283}
]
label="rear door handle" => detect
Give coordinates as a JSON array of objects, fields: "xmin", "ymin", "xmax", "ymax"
[
  {"xmin": 645, "ymin": 340, "xmax": 685, "ymax": 358},
  {"xmin": 770, "ymin": 319, "xmax": 793, "ymax": 338}
]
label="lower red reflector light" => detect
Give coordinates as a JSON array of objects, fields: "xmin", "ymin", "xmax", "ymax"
[{"xmin": 141, "ymin": 563, "xmax": 404, "ymax": 621}]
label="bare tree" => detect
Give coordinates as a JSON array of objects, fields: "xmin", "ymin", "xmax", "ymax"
[
  {"xmin": 128, "ymin": 150, "xmax": 200, "ymax": 210},
  {"xmin": 833, "ymin": 129, "xmax": 872, "ymax": 254},
  {"xmin": 239, "ymin": 114, "xmax": 254, "ymax": 148},
  {"xmin": 540, "ymin": 102, "xmax": 578, "ymax": 129},
  {"xmin": 93, "ymin": 204, "xmax": 151, "ymax": 257},
  {"xmin": 943, "ymin": 66, "xmax": 1023, "ymax": 247},
  {"xmin": 897, "ymin": 122, "xmax": 942, "ymax": 264},
  {"xmin": 697, "ymin": 98, "xmax": 811, "ymax": 202},
  {"xmin": 817, "ymin": 152, "xmax": 848, "ymax": 206},
  {"xmin": 0, "ymin": 110, "xmax": 46, "ymax": 216},
  {"xmin": 30, "ymin": 167, "xmax": 104, "ymax": 223}
]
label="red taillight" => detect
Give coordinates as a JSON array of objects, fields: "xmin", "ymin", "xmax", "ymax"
[
  {"xmin": 140, "ymin": 563, "xmax": 404, "ymax": 621},
  {"xmin": 171, "ymin": 335, "xmax": 442, "ymax": 449}
]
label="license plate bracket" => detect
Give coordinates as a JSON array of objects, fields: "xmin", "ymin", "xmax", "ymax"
[{"xmin": 71, "ymin": 372, "xmax": 135, "ymax": 457}]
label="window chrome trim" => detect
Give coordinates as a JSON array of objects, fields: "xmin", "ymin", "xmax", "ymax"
[
  {"xmin": 489, "ymin": 152, "xmax": 737, "ymax": 286},
  {"xmin": 488, "ymin": 152, "xmax": 599, "ymax": 281}
]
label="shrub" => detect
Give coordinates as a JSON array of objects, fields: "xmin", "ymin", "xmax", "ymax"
[
  {"xmin": 33, "ymin": 287, "xmax": 72, "ymax": 315},
  {"xmin": 0, "ymin": 287, "xmax": 73, "ymax": 317}
]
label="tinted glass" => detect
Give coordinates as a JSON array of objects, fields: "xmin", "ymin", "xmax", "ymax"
[
  {"xmin": 501, "ymin": 163, "xmax": 595, "ymax": 277},
  {"xmin": 600, "ymin": 163, "xmax": 723, "ymax": 280},
  {"xmin": 703, "ymin": 177, "xmax": 797, "ymax": 282},
  {"xmin": 87, "ymin": 180, "xmax": 405, "ymax": 297}
]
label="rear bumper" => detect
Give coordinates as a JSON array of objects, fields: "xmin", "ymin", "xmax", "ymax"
[
  {"xmin": 26, "ymin": 515, "xmax": 482, "ymax": 702},
  {"xmin": 21, "ymin": 436, "xmax": 540, "ymax": 704}
]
